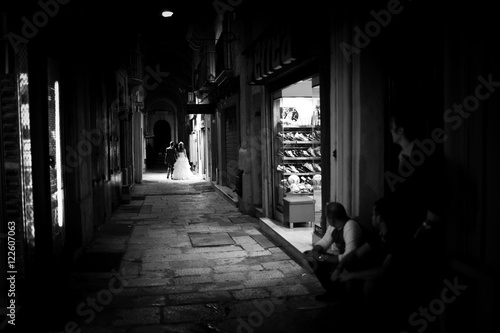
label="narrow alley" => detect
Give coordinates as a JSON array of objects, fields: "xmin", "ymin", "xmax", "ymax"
[
  {"xmin": 2, "ymin": 1, "xmax": 498, "ymax": 332},
  {"xmin": 40, "ymin": 169, "xmax": 348, "ymax": 333}
]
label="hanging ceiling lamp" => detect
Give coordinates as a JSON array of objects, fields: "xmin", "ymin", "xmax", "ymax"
[{"xmin": 161, "ymin": 10, "xmax": 174, "ymax": 18}]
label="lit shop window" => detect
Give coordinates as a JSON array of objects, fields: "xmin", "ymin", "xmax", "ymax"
[
  {"xmin": 54, "ymin": 81, "xmax": 64, "ymax": 228},
  {"xmin": 48, "ymin": 58, "xmax": 65, "ymax": 251},
  {"xmin": 18, "ymin": 71, "xmax": 35, "ymax": 249}
]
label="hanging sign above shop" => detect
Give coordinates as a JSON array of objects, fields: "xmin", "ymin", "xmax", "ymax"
[
  {"xmin": 186, "ymin": 103, "xmax": 216, "ymax": 114},
  {"xmin": 245, "ymin": 24, "xmax": 297, "ymax": 84}
]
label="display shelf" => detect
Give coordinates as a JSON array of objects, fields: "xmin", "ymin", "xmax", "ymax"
[
  {"xmin": 278, "ymin": 123, "xmax": 321, "ymax": 130},
  {"xmin": 279, "ymin": 184, "xmax": 313, "ymax": 195},
  {"xmin": 285, "ymin": 192, "xmax": 315, "ymax": 197},
  {"xmin": 277, "ymin": 124, "xmax": 321, "ymax": 199},
  {"xmin": 280, "ymin": 140, "xmax": 321, "ymax": 145},
  {"xmin": 282, "ymin": 157, "xmax": 321, "ymax": 161}
]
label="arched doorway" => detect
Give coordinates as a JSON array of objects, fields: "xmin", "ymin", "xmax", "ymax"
[{"xmin": 153, "ymin": 120, "xmax": 171, "ymax": 157}]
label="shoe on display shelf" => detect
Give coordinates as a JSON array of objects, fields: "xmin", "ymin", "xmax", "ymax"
[
  {"xmin": 296, "ymin": 165, "xmax": 307, "ymax": 173},
  {"xmin": 304, "ymin": 163, "xmax": 315, "ymax": 172}
]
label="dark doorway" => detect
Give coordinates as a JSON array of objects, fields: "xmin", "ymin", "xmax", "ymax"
[{"xmin": 153, "ymin": 120, "xmax": 171, "ymax": 155}]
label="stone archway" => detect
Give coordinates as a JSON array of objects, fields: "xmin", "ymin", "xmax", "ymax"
[{"xmin": 153, "ymin": 120, "xmax": 171, "ymax": 156}]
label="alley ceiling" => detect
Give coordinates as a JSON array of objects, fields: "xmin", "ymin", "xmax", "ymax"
[{"xmin": 3, "ymin": 0, "xmax": 220, "ymax": 111}]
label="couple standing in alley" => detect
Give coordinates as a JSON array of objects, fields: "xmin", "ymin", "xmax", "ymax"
[{"xmin": 164, "ymin": 141, "xmax": 193, "ymax": 180}]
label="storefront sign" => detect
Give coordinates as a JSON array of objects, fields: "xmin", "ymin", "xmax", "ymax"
[{"xmin": 246, "ymin": 24, "xmax": 296, "ymax": 84}]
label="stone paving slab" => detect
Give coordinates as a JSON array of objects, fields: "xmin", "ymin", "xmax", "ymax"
[
  {"xmin": 168, "ymin": 259, "xmax": 216, "ymax": 269},
  {"xmin": 109, "ymin": 295, "xmax": 166, "ymax": 308},
  {"xmin": 247, "ymin": 250, "xmax": 273, "ymax": 257},
  {"xmin": 174, "ymin": 267, "xmax": 213, "ymax": 276},
  {"xmin": 197, "ymin": 281, "xmax": 246, "ymax": 292},
  {"xmin": 167, "ymin": 290, "xmax": 233, "ymax": 305},
  {"xmin": 139, "ymin": 285, "xmax": 196, "ymax": 295},
  {"xmin": 143, "ymin": 248, "xmax": 184, "ymax": 257},
  {"xmin": 267, "ymin": 284, "xmax": 311, "ymax": 297},
  {"xmin": 229, "ymin": 216, "xmax": 261, "ymax": 224},
  {"xmin": 252, "ymin": 234, "xmax": 276, "ymax": 248},
  {"xmin": 213, "ymin": 264, "xmax": 263, "ymax": 274},
  {"xmin": 240, "ymin": 243, "xmax": 266, "ymax": 252},
  {"xmin": 189, "ymin": 232, "xmax": 235, "ymax": 247},
  {"xmin": 262, "ymin": 258, "xmax": 291, "ymax": 267},
  {"xmin": 113, "ymin": 307, "xmax": 161, "ymax": 326},
  {"xmin": 126, "ymin": 277, "xmax": 172, "ymax": 288},
  {"xmin": 227, "ymin": 230, "xmax": 250, "ymax": 237},
  {"xmin": 173, "ymin": 275, "xmax": 215, "ymax": 285},
  {"xmin": 183, "ymin": 245, "xmax": 241, "ymax": 254},
  {"xmin": 162, "ymin": 304, "xmax": 227, "ymax": 324},
  {"xmin": 213, "ymin": 272, "xmax": 247, "ymax": 283},
  {"xmin": 141, "ymin": 262, "xmax": 172, "ymax": 272},
  {"xmin": 232, "ymin": 288, "xmax": 270, "ymax": 300}
]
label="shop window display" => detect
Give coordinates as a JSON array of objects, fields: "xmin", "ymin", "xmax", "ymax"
[{"xmin": 272, "ymin": 78, "xmax": 321, "ymax": 225}]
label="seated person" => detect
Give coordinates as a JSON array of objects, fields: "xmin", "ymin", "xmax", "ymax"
[
  {"xmin": 331, "ymin": 197, "xmax": 415, "ymax": 329},
  {"xmin": 303, "ymin": 202, "xmax": 364, "ymax": 302}
]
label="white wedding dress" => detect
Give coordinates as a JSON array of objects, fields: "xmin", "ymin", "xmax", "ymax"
[{"xmin": 172, "ymin": 151, "xmax": 193, "ymax": 180}]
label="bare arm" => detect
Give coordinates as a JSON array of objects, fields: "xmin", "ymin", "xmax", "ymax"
[
  {"xmin": 314, "ymin": 225, "xmax": 334, "ymax": 252},
  {"xmin": 338, "ymin": 220, "xmax": 363, "ymax": 261}
]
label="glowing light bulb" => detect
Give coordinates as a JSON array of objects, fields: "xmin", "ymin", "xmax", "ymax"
[{"xmin": 162, "ymin": 10, "xmax": 173, "ymax": 18}]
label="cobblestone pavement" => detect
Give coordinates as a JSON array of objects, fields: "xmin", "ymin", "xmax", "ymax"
[{"xmin": 38, "ymin": 170, "xmax": 358, "ymax": 333}]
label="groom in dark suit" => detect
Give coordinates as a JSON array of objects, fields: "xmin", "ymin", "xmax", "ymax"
[{"xmin": 164, "ymin": 141, "xmax": 177, "ymax": 179}]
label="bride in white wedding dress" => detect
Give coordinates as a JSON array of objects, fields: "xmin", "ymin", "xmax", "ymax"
[{"xmin": 172, "ymin": 142, "xmax": 193, "ymax": 180}]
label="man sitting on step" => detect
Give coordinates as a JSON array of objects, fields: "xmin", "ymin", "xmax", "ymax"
[{"xmin": 303, "ymin": 202, "xmax": 364, "ymax": 302}]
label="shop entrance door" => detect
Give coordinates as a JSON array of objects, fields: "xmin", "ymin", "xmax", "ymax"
[{"xmin": 271, "ymin": 77, "xmax": 322, "ymax": 227}]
